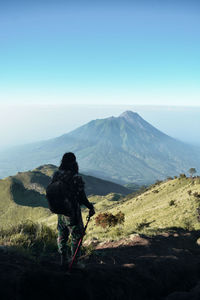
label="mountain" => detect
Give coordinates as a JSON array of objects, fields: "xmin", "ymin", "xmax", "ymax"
[
  {"xmin": 31, "ymin": 164, "xmax": 131, "ymax": 196},
  {"xmin": 0, "ymin": 164, "xmax": 131, "ymax": 228},
  {"xmin": 0, "ymin": 111, "xmax": 200, "ymax": 184}
]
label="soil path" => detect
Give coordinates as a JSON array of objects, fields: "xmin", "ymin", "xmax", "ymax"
[{"xmin": 1, "ymin": 229, "xmax": 200, "ymax": 300}]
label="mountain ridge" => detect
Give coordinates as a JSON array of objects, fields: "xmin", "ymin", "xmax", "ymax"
[
  {"xmin": 0, "ymin": 111, "xmax": 199, "ymax": 184},
  {"xmin": 0, "ymin": 164, "xmax": 131, "ymax": 228}
]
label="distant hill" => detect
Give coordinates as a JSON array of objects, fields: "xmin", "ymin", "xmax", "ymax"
[
  {"xmin": 0, "ymin": 165, "xmax": 131, "ymax": 228},
  {"xmin": 0, "ymin": 111, "xmax": 200, "ymax": 184},
  {"xmin": 31, "ymin": 164, "xmax": 131, "ymax": 196}
]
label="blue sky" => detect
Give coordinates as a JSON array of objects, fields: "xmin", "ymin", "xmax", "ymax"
[
  {"xmin": 0, "ymin": 0, "xmax": 200, "ymax": 105},
  {"xmin": 0, "ymin": 1, "xmax": 200, "ymax": 149}
]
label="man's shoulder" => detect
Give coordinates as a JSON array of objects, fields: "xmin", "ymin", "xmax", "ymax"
[
  {"xmin": 51, "ymin": 170, "xmax": 66, "ymax": 182},
  {"xmin": 73, "ymin": 174, "xmax": 83, "ymax": 181},
  {"xmin": 73, "ymin": 174, "xmax": 85, "ymax": 188}
]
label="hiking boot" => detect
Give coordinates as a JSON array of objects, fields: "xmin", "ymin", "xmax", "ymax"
[{"xmin": 60, "ymin": 254, "xmax": 70, "ymax": 269}]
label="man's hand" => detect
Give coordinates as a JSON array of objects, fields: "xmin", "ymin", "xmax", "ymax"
[{"xmin": 89, "ymin": 207, "xmax": 95, "ymax": 217}]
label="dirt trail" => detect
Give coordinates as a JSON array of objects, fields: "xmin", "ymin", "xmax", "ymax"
[{"xmin": 1, "ymin": 229, "xmax": 200, "ymax": 300}]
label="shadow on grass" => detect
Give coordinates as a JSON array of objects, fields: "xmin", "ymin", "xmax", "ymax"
[
  {"xmin": 1, "ymin": 228, "xmax": 200, "ymax": 300},
  {"xmin": 11, "ymin": 180, "xmax": 48, "ymax": 208}
]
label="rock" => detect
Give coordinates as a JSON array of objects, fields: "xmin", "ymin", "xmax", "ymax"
[
  {"xmin": 129, "ymin": 234, "xmax": 140, "ymax": 240},
  {"xmin": 84, "ymin": 238, "xmax": 99, "ymax": 247},
  {"xmin": 123, "ymin": 263, "xmax": 135, "ymax": 268},
  {"xmin": 173, "ymin": 233, "xmax": 179, "ymax": 237}
]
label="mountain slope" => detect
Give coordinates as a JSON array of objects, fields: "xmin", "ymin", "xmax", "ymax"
[
  {"xmin": 2, "ymin": 178, "xmax": 200, "ymax": 300},
  {"xmin": 29, "ymin": 164, "xmax": 131, "ymax": 196},
  {"xmin": 85, "ymin": 176, "xmax": 200, "ymax": 241},
  {"xmin": 0, "ymin": 111, "xmax": 199, "ymax": 184},
  {"xmin": 0, "ymin": 165, "xmax": 131, "ymax": 228},
  {"xmin": 0, "ymin": 177, "xmax": 51, "ymax": 229}
]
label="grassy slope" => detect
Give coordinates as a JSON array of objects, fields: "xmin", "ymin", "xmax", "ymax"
[
  {"xmin": 36, "ymin": 176, "xmax": 200, "ymax": 239},
  {"xmin": 1, "ymin": 167, "xmax": 200, "ymax": 243},
  {"xmin": 84, "ymin": 177, "xmax": 200, "ymax": 241},
  {"xmin": 0, "ymin": 178, "xmax": 51, "ymax": 229},
  {"xmin": 0, "ymin": 164, "xmax": 131, "ymax": 229},
  {"xmin": 2, "ymin": 175, "xmax": 200, "ymax": 300},
  {"xmin": 0, "ymin": 166, "xmax": 57, "ymax": 229}
]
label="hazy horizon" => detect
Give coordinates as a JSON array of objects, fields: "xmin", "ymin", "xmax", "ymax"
[{"xmin": 1, "ymin": 104, "xmax": 200, "ymax": 150}]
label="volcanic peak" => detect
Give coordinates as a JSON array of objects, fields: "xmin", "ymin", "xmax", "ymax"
[{"xmin": 119, "ymin": 111, "xmax": 140, "ymax": 119}]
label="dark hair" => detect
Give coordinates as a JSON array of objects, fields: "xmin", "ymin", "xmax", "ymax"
[{"xmin": 59, "ymin": 152, "xmax": 78, "ymax": 174}]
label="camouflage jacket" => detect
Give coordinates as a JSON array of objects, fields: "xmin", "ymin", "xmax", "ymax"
[{"xmin": 51, "ymin": 169, "xmax": 93, "ymax": 210}]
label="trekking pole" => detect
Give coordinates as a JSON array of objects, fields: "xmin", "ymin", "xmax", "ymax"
[{"xmin": 69, "ymin": 214, "xmax": 91, "ymax": 272}]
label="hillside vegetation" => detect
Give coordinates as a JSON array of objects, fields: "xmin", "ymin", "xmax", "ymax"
[
  {"xmin": 1, "ymin": 172, "xmax": 200, "ymax": 245},
  {"xmin": 0, "ymin": 164, "xmax": 131, "ymax": 229},
  {"xmin": 2, "ymin": 175, "xmax": 200, "ymax": 300},
  {"xmin": 0, "ymin": 177, "xmax": 51, "ymax": 229},
  {"xmin": 2, "ymin": 173, "xmax": 200, "ymax": 300},
  {"xmin": 83, "ymin": 176, "xmax": 200, "ymax": 242}
]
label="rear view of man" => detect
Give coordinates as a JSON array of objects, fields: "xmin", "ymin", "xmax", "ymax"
[{"xmin": 50, "ymin": 152, "xmax": 95, "ymax": 267}]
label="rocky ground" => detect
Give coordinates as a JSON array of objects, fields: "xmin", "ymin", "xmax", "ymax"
[{"xmin": 1, "ymin": 229, "xmax": 200, "ymax": 300}]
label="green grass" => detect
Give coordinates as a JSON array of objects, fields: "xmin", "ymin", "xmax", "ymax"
[
  {"xmin": 84, "ymin": 177, "xmax": 200, "ymax": 241},
  {"xmin": 1, "ymin": 173, "xmax": 200, "ymax": 251},
  {"xmin": 0, "ymin": 177, "xmax": 51, "ymax": 229},
  {"xmin": 0, "ymin": 165, "xmax": 130, "ymax": 230},
  {"xmin": 0, "ymin": 220, "xmax": 57, "ymax": 258}
]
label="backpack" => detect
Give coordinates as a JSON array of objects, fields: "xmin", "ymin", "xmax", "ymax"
[{"xmin": 46, "ymin": 171, "xmax": 78, "ymax": 217}]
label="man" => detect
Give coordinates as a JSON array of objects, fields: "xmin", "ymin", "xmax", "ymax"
[{"xmin": 51, "ymin": 152, "xmax": 95, "ymax": 267}]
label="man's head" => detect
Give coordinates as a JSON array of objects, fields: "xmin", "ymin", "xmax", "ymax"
[
  {"xmin": 62, "ymin": 152, "xmax": 76, "ymax": 164},
  {"xmin": 59, "ymin": 152, "xmax": 78, "ymax": 173}
]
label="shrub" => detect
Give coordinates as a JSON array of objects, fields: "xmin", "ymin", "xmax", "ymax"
[
  {"xmin": 95, "ymin": 212, "xmax": 125, "ymax": 229},
  {"xmin": 179, "ymin": 173, "xmax": 186, "ymax": 179},
  {"xmin": 174, "ymin": 176, "xmax": 177, "ymax": 179},
  {"xmin": 169, "ymin": 200, "xmax": 175, "ymax": 206},
  {"xmin": 155, "ymin": 180, "xmax": 163, "ymax": 185},
  {"xmin": 193, "ymin": 192, "xmax": 200, "ymax": 198},
  {"xmin": 187, "ymin": 190, "xmax": 192, "ymax": 196},
  {"xmin": 188, "ymin": 168, "xmax": 197, "ymax": 177},
  {"xmin": 167, "ymin": 177, "xmax": 173, "ymax": 181},
  {"xmin": 153, "ymin": 189, "xmax": 159, "ymax": 193},
  {"xmin": 116, "ymin": 211, "xmax": 125, "ymax": 223},
  {"xmin": 135, "ymin": 219, "xmax": 150, "ymax": 231}
]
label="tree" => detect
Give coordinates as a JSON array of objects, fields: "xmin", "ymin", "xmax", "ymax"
[{"xmin": 188, "ymin": 168, "xmax": 197, "ymax": 178}]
